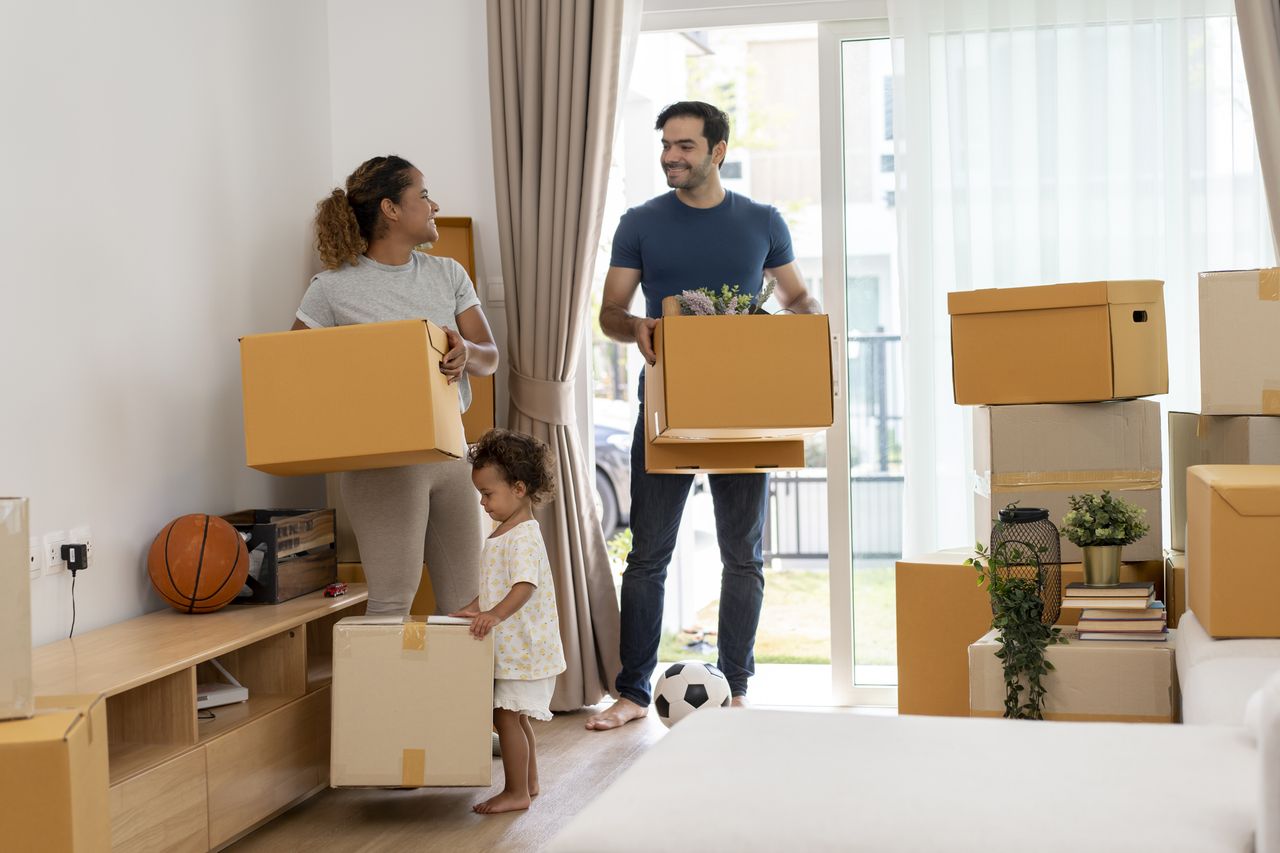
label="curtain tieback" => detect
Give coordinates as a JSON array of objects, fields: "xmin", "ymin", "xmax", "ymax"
[{"xmin": 509, "ymin": 367, "xmax": 576, "ymax": 426}]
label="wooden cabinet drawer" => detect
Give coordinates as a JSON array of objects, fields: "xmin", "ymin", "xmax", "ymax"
[
  {"xmin": 205, "ymin": 687, "xmax": 329, "ymax": 847},
  {"xmin": 109, "ymin": 747, "xmax": 208, "ymax": 853}
]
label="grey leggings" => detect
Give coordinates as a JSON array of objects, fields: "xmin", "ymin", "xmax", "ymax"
[{"xmin": 339, "ymin": 459, "xmax": 482, "ymax": 616}]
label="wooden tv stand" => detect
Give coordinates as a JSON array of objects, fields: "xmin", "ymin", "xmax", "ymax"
[{"xmin": 31, "ymin": 585, "xmax": 368, "ymax": 851}]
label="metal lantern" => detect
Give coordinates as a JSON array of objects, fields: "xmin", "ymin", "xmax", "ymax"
[{"xmin": 989, "ymin": 505, "xmax": 1062, "ymax": 625}]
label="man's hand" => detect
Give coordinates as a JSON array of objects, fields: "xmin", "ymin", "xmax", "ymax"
[
  {"xmin": 447, "ymin": 605, "xmax": 481, "ymax": 618},
  {"xmin": 440, "ymin": 327, "xmax": 469, "ymax": 384},
  {"xmin": 469, "ymin": 609, "xmax": 503, "ymax": 639},
  {"xmin": 632, "ymin": 316, "xmax": 659, "ymax": 366}
]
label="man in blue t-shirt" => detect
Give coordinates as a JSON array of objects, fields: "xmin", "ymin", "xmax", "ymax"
[{"xmin": 587, "ymin": 101, "xmax": 821, "ymax": 731}]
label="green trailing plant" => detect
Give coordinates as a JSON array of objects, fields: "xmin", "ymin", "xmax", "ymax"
[
  {"xmin": 675, "ymin": 282, "xmax": 774, "ymax": 315},
  {"xmin": 967, "ymin": 540, "xmax": 1066, "ymax": 720},
  {"xmin": 1060, "ymin": 490, "xmax": 1150, "ymax": 547}
]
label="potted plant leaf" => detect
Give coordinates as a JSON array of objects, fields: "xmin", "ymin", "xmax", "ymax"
[{"xmin": 1060, "ymin": 491, "xmax": 1150, "ymax": 587}]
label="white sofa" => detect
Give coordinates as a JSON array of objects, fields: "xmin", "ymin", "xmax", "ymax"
[{"xmin": 1178, "ymin": 609, "xmax": 1280, "ymax": 726}]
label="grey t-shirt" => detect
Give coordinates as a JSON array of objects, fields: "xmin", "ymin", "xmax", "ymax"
[{"xmin": 296, "ymin": 252, "xmax": 483, "ymax": 410}]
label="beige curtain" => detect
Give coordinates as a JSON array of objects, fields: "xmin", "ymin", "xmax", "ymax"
[
  {"xmin": 1239, "ymin": 0, "xmax": 1280, "ymax": 255},
  {"xmin": 487, "ymin": 0, "xmax": 625, "ymax": 710}
]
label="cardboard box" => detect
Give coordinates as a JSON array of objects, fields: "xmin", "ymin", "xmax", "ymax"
[
  {"xmin": 973, "ymin": 402, "xmax": 1162, "ymax": 562},
  {"xmin": 949, "ymin": 280, "xmax": 1168, "ymax": 404},
  {"xmin": 331, "ymin": 616, "xmax": 493, "ymax": 787},
  {"xmin": 895, "ymin": 550, "xmax": 994, "ymax": 717},
  {"xmin": 0, "ymin": 694, "xmax": 110, "ymax": 851},
  {"xmin": 240, "ymin": 319, "xmax": 466, "ymax": 476},
  {"xmin": 645, "ymin": 309, "xmax": 833, "ymax": 443},
  {"xmin": 1187, "ymin": 464, "xmax": 1280, "ymax": 637},
  {"xmin": 1057, "ymin": 560, "xmax": 1164, "ymax": 626},
  {"xmin": 1, "ymin": 498, "xmax": 31, "ymax": 720},
  {"xmin": 1199, "ymin": 268, "xmax": 1280, "ymax": 414},
  {"xmin": 1165, "ymin": 550, "xmax": 1186, "ymax": 629},
  {"xmin": 1168, "ymin": 411, "xmax": 1280, "ymax": 551},
  {"xmin": 969, "ymin": 629, "xmax": 1177, "ymax": 722}
]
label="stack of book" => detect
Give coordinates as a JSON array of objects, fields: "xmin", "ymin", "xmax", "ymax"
[{"xmin": 1061, "ymin": 582, "xmax": 1168, "ymax": 641}]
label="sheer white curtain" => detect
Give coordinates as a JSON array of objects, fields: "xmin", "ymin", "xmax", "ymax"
[{"xmin": 888, "ymin": 0, "xmax": 1275, "ymax": 557}]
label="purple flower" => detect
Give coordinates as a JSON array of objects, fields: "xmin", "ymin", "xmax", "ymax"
[{"xmin": 679, "ymin": 290, "xmax": 716, "ymax": 316}]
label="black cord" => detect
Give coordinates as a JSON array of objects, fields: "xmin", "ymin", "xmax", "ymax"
[
  {"xmin": 198, "ymin": 710, "xmax": 217, "ymax": 721},
  {"xmin": 69, "ymin": 571, "xmax": 77, "ymax": 638}
]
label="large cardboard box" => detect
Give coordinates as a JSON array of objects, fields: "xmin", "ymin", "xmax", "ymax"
[
  {"xmin": 969, "ymin": 629, "xmax": 1177, "ymax": 722},
  {"xmin": 1168, "ymin": 411, "xmax": 1280, "ymax": 551},
  {"xmin": 1165, "ymin": 550, "xmax": 1186, "ymax": 629},
  {"xmin": 240, "ymin": 319, "xmax": 466, "ymax": 476},
  {"xmin": 1187, "ymin": 464, "xmax": 1280, "ymax": 637},
  {"xmin": 948, "ymin": 280, "xmax": 1168, "ymax": 404},
  {"xmin": 1199, "ymin": 268, "xmax": 1280, "ymax": 414},
  {"xmin": 0, "ymin": 694, "xmax": 110, "ymax": 851},
  {"xmin": 1057, "ymin": 559, "xmax": 1164, "ymax": 626},
  {"xmin": 1, "ymin": 497, "xmax": 31, "ymax": 720},
  {"xmin": 331, "ymin": 616, "xmax": 493, "ymax": 787},
  {"xmin": 645, "ymin": 308, "xmax": 834, "ymax": 443},
  {"xmin": 973, "ymin": 402, "xmax": 1162, "ymax": 562},
  {"xmin": 895, "ymin": 550, "xmax": 993, "ymax": 717}
]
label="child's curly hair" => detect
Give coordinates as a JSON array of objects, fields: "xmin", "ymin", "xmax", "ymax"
[{"xmin": 467, "ymin": 429, "xmax": 556, "ymax": 504}]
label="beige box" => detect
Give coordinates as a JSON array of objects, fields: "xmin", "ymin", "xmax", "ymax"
[
  {"xmin": 1165, "ymin": 550, "xmax": 1187, "ymax": 629},
  {"xmin": 240, "ymin": 319, "xmax": 466, "ymax": 476},
  {"xmin": 1, "ymin": 497, "xmax": 31, "ymax": 720},
  {"xmin": 1168, "ymin": 411, "xmax": 1280, "ymax": 551},
  {"xmin": 969, "ymin": 629, "xmax": 1177, "ymax": 722},
  {"xmin": 331, "ymin": 616, "xmax": 493, "ymax": 787},
  {"xmin": 973, "ymin": 402, "xmax": 1162, "ymax": 563},
  {"xmin": 0, "ymin": 695, "xmax": 110, "ymax": 851},
  {"xmin": 1057, "ymin": 560, "xmax": 1164, "ymax": 626},
  {"xmin": 895, "ymin": 550, "xmax": 994, "ymax": 717},
  {"xmin": 1199, "ymin": 268, "xmax": 1280, "ymax": 414},
  {"xmin": 1187, "ymin": 465, "xmax": 1280, "ymax": 637},
  {"xmin": 949, "ymin": 280, "xmax": 1168, "ymax": 405}
]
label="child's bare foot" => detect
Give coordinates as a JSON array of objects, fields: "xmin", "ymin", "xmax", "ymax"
[
  {"xmin": 529, "ymin": 772, "xmax": 539, "ymax": 797},
  {"xmin": 585, "ymin": 698, "xmax": 647, "ymax": 730},
  {"xmin": 730, "ymin": 695, "xmax": 749, "ymax": 708},
  {"xmin": 473, "ymin": 790, "xmax": 531, "ymax": 814}
]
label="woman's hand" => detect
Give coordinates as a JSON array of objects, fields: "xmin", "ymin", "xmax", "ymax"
[
  {"xmin": 469, "ymin": 609, "xmax": 503, "ymax": 639},
  {"xmin": 440, "ymin": 327, "xmax": 469, "ymax": 384}
]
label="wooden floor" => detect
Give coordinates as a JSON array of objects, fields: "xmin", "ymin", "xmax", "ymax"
[{"xmin": 227, "ymin": 706, "xmax": 668, "ymax": 853}]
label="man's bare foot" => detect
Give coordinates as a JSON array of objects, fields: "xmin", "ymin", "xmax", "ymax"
[
  {"xmin": 585, "ymin": 698, "xmax": 647, "ymax": 730},
  {"xmin": 730, "ymin": 695, "xmax": 749, "ymax": 708},
  {"xmin": 473, "ymin": 790, "xmax": 531, "ymax": 814}
]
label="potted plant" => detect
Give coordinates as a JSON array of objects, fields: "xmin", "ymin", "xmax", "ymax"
[
  {"xmin": 1060, "ymin": 491, "xmax": 1150, "ymax": 587},
  {"xmin": 967, "ymin": 540, "xmax": 1067, "ymax": 720}
]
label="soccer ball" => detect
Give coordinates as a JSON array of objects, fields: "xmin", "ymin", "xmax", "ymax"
[{"xmin": 653, "ymin": 661, "xmax": 732, "ymax": 728}]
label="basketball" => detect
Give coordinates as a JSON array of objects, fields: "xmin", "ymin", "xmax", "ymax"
[{"xmin": 147, "ymin": 514, "xmax": 249, "ymax": 614}]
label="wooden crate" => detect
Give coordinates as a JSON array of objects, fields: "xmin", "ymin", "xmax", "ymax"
[{"xmin": 223, "ymin": 509, "xmax": 337, "ymax": 604}]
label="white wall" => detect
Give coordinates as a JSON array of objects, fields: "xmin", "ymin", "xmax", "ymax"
[{"xmin": 0, "ymin": 1, "xmax": 334, "ymax": 645}]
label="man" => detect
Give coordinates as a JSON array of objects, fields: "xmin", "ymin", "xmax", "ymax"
[{"xmin": 587, "ymin": 101, "xmax": 820, "ymax": 731}]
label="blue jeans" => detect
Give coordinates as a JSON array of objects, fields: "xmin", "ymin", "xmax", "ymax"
[{"xmin": 616, "ymin": 406, "xmax": 768, "ymax": 705}]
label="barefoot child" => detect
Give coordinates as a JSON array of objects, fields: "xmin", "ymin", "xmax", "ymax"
[{"xmin": 450, "ymin": 429, "xmax": 567, "ymax": 814}]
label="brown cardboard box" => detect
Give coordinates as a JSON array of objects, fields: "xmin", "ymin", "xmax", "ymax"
[
  {"xmin": 1057, "ymin": 560, "xmax": 1164, "ymax": 626},
  {"xmin": 969, "ymin": 629, "xmax": 1177, "ymax": 722},
  {"xmin": 1, "ymin": 498, "xmax": 31, "ymax": 720},
  {"xmin": 0, "ymin": 694, "xmax": 110, "ymax": 851},
  {"xmin": 1187, "ymin": 464, "xmax": 1280, "ymax": 637},
  {"xmin": 973, "ymin": 402, "xmax": 1162, "ymax": 562},
  {"xmin": 331, "ymin": 616, "xmax": 493, "ymax": 787},
  {"xmin": 949, "ymin": 280, "xmax": 1168, "ymax": 404},
  {"xmin": 1199, "ymin": 268, "xmax": 1280, "ymax": 414},
  {"xmin": 1168, "ymin": 411, "xmax": 1280, "ymax": 551},
  {"xmin": 645, "ymin": 311, "xmax": 833, "ymax": 443},
  {"xmin": 1165, "ymin": 550, "xmax": 1186, "ymax": 629},
  {"xmin": 240, "ymin": 319, "xmax": 466, "ymax": 476},
  {"xmin": 895, "ymin": 550, "xmax": 993, "ymax": 717}
]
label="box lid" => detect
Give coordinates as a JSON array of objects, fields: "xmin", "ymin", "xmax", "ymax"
[
  {"xmin": 1193, "ymin": 464, "xmax": 1280, "ymax": 516},
  {"xmin": 948, "ymin": 280, "xmax": 1163, "ymax": 316},
  {"xmin": 0, "ymin": 695, "xmax": 98, "ymax": 745}
]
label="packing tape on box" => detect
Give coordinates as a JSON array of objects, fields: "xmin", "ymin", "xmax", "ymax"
[
  {"xmin": 985, "ymin": 469, "xmax": 1162, "ymax": 492},
  {"xmin": 1259, "ymin": 268, "xmax": 1280, "ymax": 301},
  {"xmin": 402, "ymin": 748, "xmax": 426, "ymax": 786},
  {"xmin": 1196, "ymin": 415, "xmax": 1212, "ymax": 439},
  {"xmin": 402, "ymin": 621, "xmax": 427, "ymax": 651},
  {"xmin": 1264, "ymin": 387, "xmax": 1280, "ymax": 415}
]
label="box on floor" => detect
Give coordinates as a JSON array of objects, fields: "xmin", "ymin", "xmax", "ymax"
[
  {"xmin": 1198, "ymin": 268, "xmax": 1280, "ymax": 414},
  {"xmin": 973, "ymin": 401, "xmax": 1163, "ymax": 563}
]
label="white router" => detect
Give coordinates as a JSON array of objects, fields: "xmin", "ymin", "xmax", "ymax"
[{"xmin": 196, "ymin": 658, "xmax": 249, "ymax": 710}]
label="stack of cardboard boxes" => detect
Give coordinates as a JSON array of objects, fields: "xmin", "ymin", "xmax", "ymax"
[{"xmin": 898, "ymin": 281, "xmax": 1174, "ymax": 718}]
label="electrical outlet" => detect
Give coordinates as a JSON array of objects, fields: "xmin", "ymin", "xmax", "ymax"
[
  {"xmin": 69, "ymin": 525, "xmax": 93, "ymax": 568},
  {"xmin": 28, "ymin": 537, "xmax": 41, "ymax": 579},
  {"xmin": 43, "ymin": 531, "xmax": 67, "ymax": 575}
]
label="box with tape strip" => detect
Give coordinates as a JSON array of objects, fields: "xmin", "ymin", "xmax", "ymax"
[
  {"xmin": 973, "ymin": 401, "xmax": 1162, "ymax": 563},
  {"xmin": 1200, "ymin": 268, "xmax": 1280, "ymax": 415},
  {"xmin": 330, "ymin": 615, "xmax": 493, "ymax": 787}
]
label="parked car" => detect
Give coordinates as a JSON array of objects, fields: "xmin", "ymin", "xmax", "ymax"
[{"xmin": 594, "ymin": 423, "xmax": 631, "ymax": 536}]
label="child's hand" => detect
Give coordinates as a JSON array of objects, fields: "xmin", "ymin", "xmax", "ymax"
[{"xmin": 470, "ymin": 609, "xmax": 502, "ymax": 639}]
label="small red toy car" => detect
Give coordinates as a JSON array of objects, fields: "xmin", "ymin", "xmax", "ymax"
[{"xmin": 323, "ymin": 582, "xmax": 348, "ymax": 598}]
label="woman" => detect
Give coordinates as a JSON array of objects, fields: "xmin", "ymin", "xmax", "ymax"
[{"xmin": 292, "ymin": 155, "xmax": 498, "ymax": 616}]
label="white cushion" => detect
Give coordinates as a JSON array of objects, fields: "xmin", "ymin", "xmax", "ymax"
[
  {"xmin": 1177, "ymin": 610, "xmax": 1280, "ymax": 677},
  {"xmin": 547, "ymin": 709, "xmax": 1257, "ymax": 853},
  {"xmin": 1184, "ymin": 656, "xmax": 1280, "ymax": 726}
]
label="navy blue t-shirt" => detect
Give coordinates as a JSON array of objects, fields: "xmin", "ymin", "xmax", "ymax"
[{"xmin": 609, "ymin": 190, "xmax": 796, "ymax": 319}]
